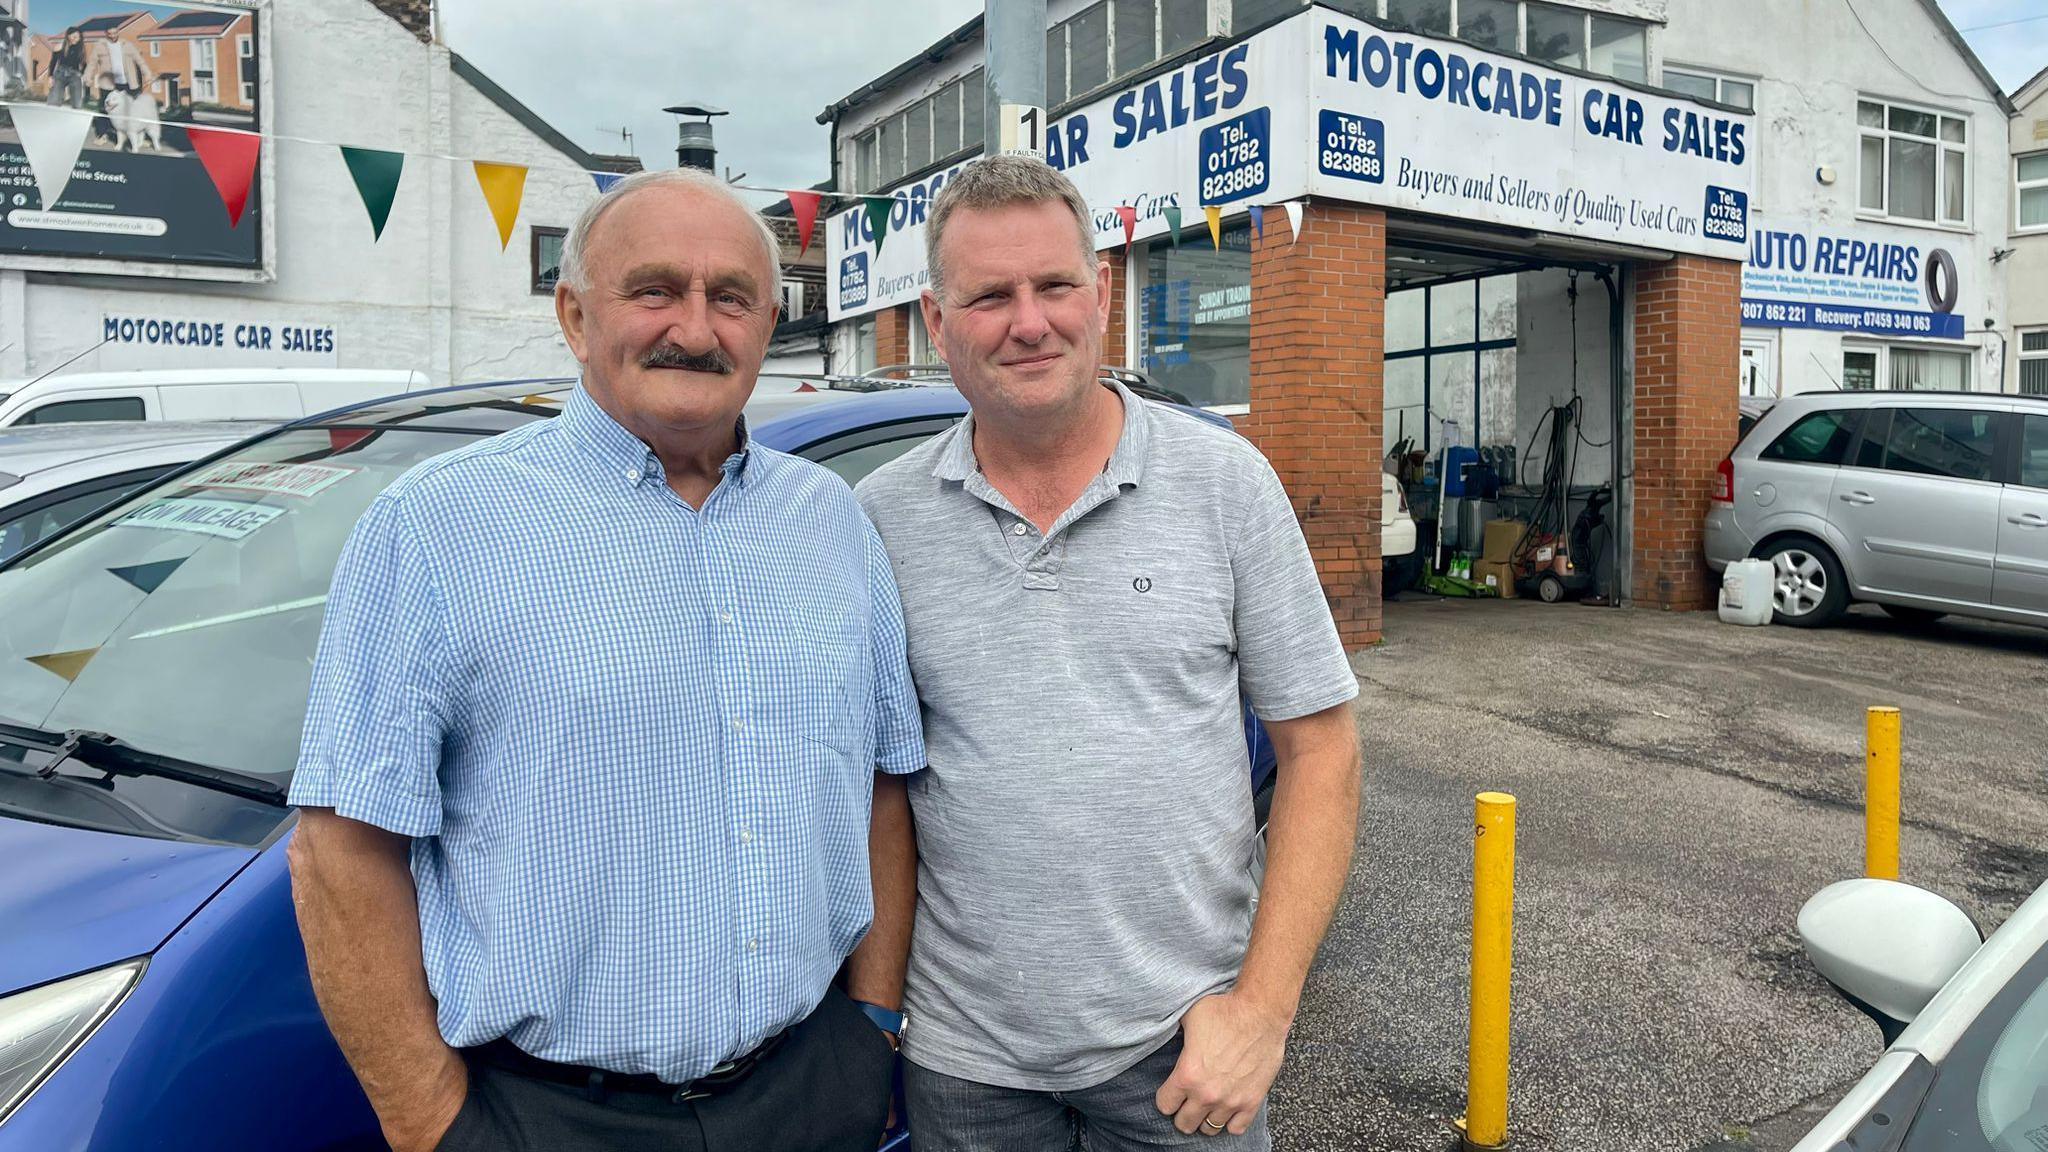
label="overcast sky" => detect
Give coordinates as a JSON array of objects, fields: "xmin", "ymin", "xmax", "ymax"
[{"xmin": 438, "ymin": 0, "xmax": 2047, "ymax": 205}]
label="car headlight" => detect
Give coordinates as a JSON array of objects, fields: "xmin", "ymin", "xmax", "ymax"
[{"xmin": 0, "ymin": 959, "xmax": 145, "ymax": 1124}]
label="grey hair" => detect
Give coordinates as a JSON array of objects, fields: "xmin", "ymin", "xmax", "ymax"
[
  {"xmin": 558, "ymin": 167, "xmax": 782, "ymax": 304},
  {"xmin": 924, "ymin": 155, "xmax": 1096, "ymax": 298}
]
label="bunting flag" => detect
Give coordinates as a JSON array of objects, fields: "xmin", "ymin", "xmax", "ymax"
[
  {"xmin": 107, "ymin": 558, "xmax": 187, "ymax": 595},
  {"xmin": 1249, "ymin": 204, "xmax": 1265, "ymax": 241},
  {"xmin": 1161, "ymin": 203, "xmax": 1182, "ymax": 247},
  {"xmin": 1115, "ymin": 204, "xmax": 1137, "ymax": 247},
  {"xmin": 472, "ymin": 161, "xmax": 528, "ymax": 250},
  {"xmin": 788, "ymin": 191, "xmax": 822, "ymax": 256},
  {"xmin": 339, "ymin": 146, "xmax": 404, "ymax": 241},
  {"xmin": 1282, "ymin": 200, "xmax": 1304, "ymax": 245},
  {"xmin": 188, "ymin": 127, "xmax": 262, "ymax": 227},
  {"xmin": 592, "ymin": 171, "xmax": 624, "ymax": 194},
  {"xmin": 1203, "ymin": 205, "xmax": 1222, "ymax": 249},
  {"xmin": 9, "ymin": 104, "xmax": 93, "ymax": 210},
  {"xmin": 863, "ymin": 196, "xmax": 894, "ymax": 255},
  {"xmin": 27, "ymin": 647, "xmax": 99, "ymax": 683}
]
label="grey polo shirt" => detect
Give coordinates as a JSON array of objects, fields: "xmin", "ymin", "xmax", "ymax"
[{"xmin": 855, "ymin": 382, "xmax": 1359, "ymax": 1091}]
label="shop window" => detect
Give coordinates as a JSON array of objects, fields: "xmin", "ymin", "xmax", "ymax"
[
  {"xmin": 851, "ymin": 316, "xmax": 878, "ymax": 374},
  {"xmin": 1386, "ymin": 0, "xmax": 1451, "ymax": 36},
  {"xmin": 2017, "ymin": 153, "xmax": 2048, "ymax": 232},
  {"xmin": 963, "ymin": 69, "xmax": 986, "ymax": 151},
  {"xmin": 933, "ymin": 82, "xmax": 963, "ymax": 160},
  {"xmin": 1525, "ymin": 3, "xmax": 1584, "ymax": 70},
  {"xmin": 1664, "ymin": 66, "xmax": 1754, "ymax": 113},
  {"xmin": 1859, "ymin": 99, "xmax": 1967, "ymax": 226},
  {"xmin": 1162, "ymin": 0, "xmax": 1206, "ymax": 54},
  {"xmin": 1231, "ymin": 0, "xmax": 1305, "ymax": 34},
  {"xmin": 1047, "ymin": 24, "xmax": 1067, "ymax": 107},
  {"xmin": 1843, "ymin": 348, "xmax": 1878, "ymax": 391},
  {"xmin": 905, "ymin": 101, "xmax": 932, "ymax": 174},
  {"xmin": 1068, "ymin": 2, "xmax": 1111, "ymax": 97},
  {"xmin": 1384, "ymin": 276, "xmax": 1517, "ymax": 453},
  {"xmin": 1587, "ymin": 15, "xmax": 1644, "ymax": 82},
  {"xmin": 2019, "ymin": 330, "xmax": 2048, "ymax": 396},
  {"xmin": 879, "ymin": 113, "xmax": 906, "ymax": 186},
  {"xmin": 855, "ymin": 130, "xmax": 880, "ymax": 193},
  {"xmin": 1115, "ymin": 0, "xmax": 1156, "ymax": 77},
  {"xmin": 1137, "ymin": 222, "xmax": 1251, "ymax": 408},
  {"xmin": 531, "ymin": 227, "xmax": 566, "ymax": 294},
  {"xmin": 1888, "ymin": 346, "xmax": 1968, "ymax": 391},
  {"xmin": 1456, "ymin": 0, "xmax": 1518, "ymax": 51}
]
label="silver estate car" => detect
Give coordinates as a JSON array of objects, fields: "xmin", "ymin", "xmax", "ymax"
[{"xmin": 1704, "ymin": 390, "xmax": 2048, "ymax": 628}]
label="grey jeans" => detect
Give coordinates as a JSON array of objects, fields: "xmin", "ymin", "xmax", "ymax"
[{"xmin": 903, "ymin": 1035, "xmax": 1270, "ymax": 1152}]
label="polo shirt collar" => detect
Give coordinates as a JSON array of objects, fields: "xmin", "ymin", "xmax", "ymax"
[
  {"xmin": 933, "ymin": 379, "xmax": 1150, "ymax": 488},
  {"xmin": 562, "ymin": 384, "xmax": 756, "ymax": 491}
]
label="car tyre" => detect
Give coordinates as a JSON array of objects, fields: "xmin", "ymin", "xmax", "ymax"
[
  {"xmin": 1383, "ymin": 552, "xmax": 1421, "ymax": 595},
  {"xmin": 1879, "ymin": 604, "xmax": 1947, "ymax": 626},
  {"xmin": 1760, "ymin": 536, "xmax": 1848, "ymax": 627}
]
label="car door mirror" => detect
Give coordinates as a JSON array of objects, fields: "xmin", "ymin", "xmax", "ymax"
[{"xmin": 1797, "ymin": 878, "xmax": 1982, "ymax": 1045}]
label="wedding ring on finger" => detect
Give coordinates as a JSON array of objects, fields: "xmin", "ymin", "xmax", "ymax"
[{"xmin": 1201, "ymin": 1118, "xmax": 1227, "ymax": 1135}]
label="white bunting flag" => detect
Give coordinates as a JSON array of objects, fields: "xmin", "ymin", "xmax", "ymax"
[
  {"xmin": 10, "ymin": 105, "xmax": 93, "ymax": 211},
  {"xmin": 1282, "ymin": 201, "xmax": 1304, "ymax": 246}
]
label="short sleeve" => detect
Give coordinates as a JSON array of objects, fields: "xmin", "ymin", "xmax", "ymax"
[
  {"xmin": 288, "ymin": 495, "xmax": 458, "ymax": 836},
  {"xmin": 864, "ymin": 522, "xmax": 926, "ymax": 776},
  {"xmin": 1230, "ymin": 458, "xmax": 1361, "ymax": 722}
]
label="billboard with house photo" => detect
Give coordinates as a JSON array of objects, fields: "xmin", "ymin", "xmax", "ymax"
[{"xmin": 0, "ymin": 0, "xmax": 264, "ymax": 268}]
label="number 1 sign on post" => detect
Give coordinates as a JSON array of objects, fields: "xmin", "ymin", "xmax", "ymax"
[{"xmin": 1000, "ymin": 104, "xmax": 1045, "ymax": 159}]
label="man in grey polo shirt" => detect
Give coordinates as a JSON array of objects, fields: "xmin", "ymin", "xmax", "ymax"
[{"xmin": 856, "ymin": 156, "xmax": 1361, "ymax": 1151}]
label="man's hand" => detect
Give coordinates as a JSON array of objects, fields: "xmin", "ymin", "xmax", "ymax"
[{"xmin": 1154, "ymin": 990, "xmax": 1291, "ymax": 1136}]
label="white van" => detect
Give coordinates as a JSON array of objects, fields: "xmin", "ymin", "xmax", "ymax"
[{"xmin": 0, "ymin": 369, "xmax": 435, "ymax": 427}]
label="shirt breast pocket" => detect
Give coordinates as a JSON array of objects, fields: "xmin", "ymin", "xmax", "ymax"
[{"xmin": 784, "ymin": 607, "xmax": 865, "ymax": 756}]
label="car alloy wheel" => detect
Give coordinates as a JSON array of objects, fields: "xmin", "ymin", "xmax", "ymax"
[{"xmin": 1772, "ymin": 548, "xmax": 1828, "ymax": 618}]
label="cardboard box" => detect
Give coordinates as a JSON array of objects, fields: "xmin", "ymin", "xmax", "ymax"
[
  {"xmin": 1472, "ymin": 560, "xmax": 1518, "ymax": 598},
  {"xmin": 1481, "ymin": 520, "xmax": 1527, "ymax": 565}
]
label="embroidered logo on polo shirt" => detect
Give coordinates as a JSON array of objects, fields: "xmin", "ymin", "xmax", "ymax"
[{"xmin": 1133, "ymin": 577, "xmax": 1152, "ymax": 593}]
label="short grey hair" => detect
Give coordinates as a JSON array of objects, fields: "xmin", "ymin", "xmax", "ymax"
[
  {"xmin": 559, "ymin": 167, "xmax": 782, "ymax": 304},
  {"xmin": 924, "ymin": 155, "xmax": 1096, "ymax": 298}
]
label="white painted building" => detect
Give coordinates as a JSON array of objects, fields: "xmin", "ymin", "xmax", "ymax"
[
  {"xmin": 0, "ymin": 0, "xmax": 620, "ymax": 389},
  {"xmin": 2006, "ymin": 65, "xmax": 2048, "ymax": 396}
]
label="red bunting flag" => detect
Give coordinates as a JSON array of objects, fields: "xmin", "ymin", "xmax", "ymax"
[
  {"xmin": 1115, "ymin": 204, "xmax": 1137, "ymax": 247},
  {"xmin": 187, "ymin": 127, "xmax": 262, "ymax": 228},
  {"xmin": 788, "ymin": 191, "xmax": 821, "ymax": 256}
]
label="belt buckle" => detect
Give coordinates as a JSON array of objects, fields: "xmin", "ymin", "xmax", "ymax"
[{"xmin": 673, "ymin": 1058, "xmax": 741, "ymax": 1103}]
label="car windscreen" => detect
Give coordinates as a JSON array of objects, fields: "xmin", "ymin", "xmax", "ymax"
[
  {"xmin": 1903, "ymin": 943, "xmax": 2048, "ymax": 1152},
  {"xmin": 0, "ymin": 426, "xmax": 489, "ymax": 845}
]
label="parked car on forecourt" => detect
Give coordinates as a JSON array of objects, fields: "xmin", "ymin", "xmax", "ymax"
[
  {"xmin": 1790, "ymin": 876, "xmax": 2048, "ymax": 1151},
  {"xmin": 0, "ymin": 421, "xmax": 263, "ymax": 562},
  {"xmin": 1704, "ymin": 390, "xmax": 2048, "ymax": 629},
  {"xmin": 0, "ymin": 373, "xmax": 1277, "ymax": 1150},
  {"xmin": 0, "ymin": 368, "xmax": 435, "ymax": 428}
]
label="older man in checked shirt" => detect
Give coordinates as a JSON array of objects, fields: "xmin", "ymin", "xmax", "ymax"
[{"xmin": 286, "ymin": 168, "xmax": 924, "ymax": 1152}]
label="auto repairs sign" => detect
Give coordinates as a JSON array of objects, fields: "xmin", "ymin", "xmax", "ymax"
[
  {"xmin": 1739, "ymin": 222, "xmax": 1966, "ymax": 339},
  {"xmin": 828, "ymin": 25, "xmax": 1313, "ymax": 320},
  {"xmin": 1309, "ymin": 10, "xmax": 1753, "ymax": 256}
]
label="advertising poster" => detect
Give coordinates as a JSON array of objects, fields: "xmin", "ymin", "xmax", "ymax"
[
  {"xmin": 1740, "ymin": 220, "xmax": 1966, "ymax": 340},
  {"xmin": 0, "ymin": 0, "xmax": 263, "ymax": 268}
]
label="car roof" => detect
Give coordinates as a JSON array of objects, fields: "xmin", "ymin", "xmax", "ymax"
[
  {"xmin": 0, "ymin": 368, "xmax": 429, "ymax": 394},
  {"xmin": 1774, "ymin": 389, "xmax": 2048, "ymax": 409},
  {"xmin": 0, "ymin": 420, "xmax": 266, "ymax": 480},
  {"xmin": 308, "ymin": 375, "xmax": 876, "ymax": 435}
]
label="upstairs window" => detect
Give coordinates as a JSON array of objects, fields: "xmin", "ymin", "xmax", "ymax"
[{"xmin": 1859, "ymin": 99, "xmax": 1967, "ymax": 226}]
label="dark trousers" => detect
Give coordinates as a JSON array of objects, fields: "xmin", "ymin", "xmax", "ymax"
[{"xmin": 435, "ymin": 988, "xmax": 895, "ymax": 1152}]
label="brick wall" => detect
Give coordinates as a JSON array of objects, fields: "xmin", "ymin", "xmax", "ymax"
[
  {"xmin": 1245, "ymin": 201, "xmax": 1386, "ymax": 650},
  {"xmin": 1103, "ymin": 255, "xmax": 1128, "ymax": 369},
  {"xmin": 875, "ymin": 305, "xmax": 912, "ymax": 371},
  {"xmin": 1631, "ymin": 256, "xmax": 1741, "ymax": 610}
]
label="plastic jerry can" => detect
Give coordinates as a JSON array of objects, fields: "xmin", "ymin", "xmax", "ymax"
[{"xmin": 1718, "ymin": 558, "xmax": 1774, "ymax": 626}]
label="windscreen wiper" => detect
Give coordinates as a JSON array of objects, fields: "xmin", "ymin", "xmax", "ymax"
[{"xmin": 0, "ymin": 721, "xmax": 287, "ymax": 808}]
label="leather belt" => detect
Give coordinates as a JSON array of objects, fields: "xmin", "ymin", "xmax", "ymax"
[{"xmin": 468, "ymin": 1030, "xmax": 790, "ymax": 1104}]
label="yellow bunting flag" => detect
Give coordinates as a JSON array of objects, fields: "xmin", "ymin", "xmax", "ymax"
[
  {"xmin": 27, "ymin": 647, "xmax": 100, "ymax": 683},
  {"xmin": 472, "ymin": 161, "xmax": 529, "ymax": 250},
  {"xmin": 1204, "ymin": 205, "xmax": 1223, "ymax": 249}
]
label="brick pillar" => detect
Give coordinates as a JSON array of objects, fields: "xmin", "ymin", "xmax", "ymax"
[
  {"xmin": 875, "ymin": 305, "xmax": 912, "ymax": 372},
  {"xmin": 1103, "ymin": 252, "xmax": 1129, "ymax": 369},
  {"xmin": 1631, "ymin": 256, "xmax": 1741, "ymax": 610},
  {"xmin": 1245, "ymin": 201, "xmax": 1385, "ymax": 650}
]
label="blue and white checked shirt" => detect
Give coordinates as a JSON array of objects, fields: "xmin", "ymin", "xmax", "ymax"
[{"xmin": 290, "ymin": 386, "xmax": 925, "ymax": 1083}]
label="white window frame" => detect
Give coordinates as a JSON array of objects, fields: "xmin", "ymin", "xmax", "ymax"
[
  {"xmin": 2020, "ymin": 328, "xmax": 2048, "ymax": 396},
  {"xmin": 1662, "ymin": 63, "xmax": 1754, "ymax": 113},
  {"xmin": 2017, "ymin": 150, "xmax": 2048, "ymax": 234},
  {"xmin": 148, "ymin": 41, "xmax": 160, "ymax": 58},
  {"xmin": 1858, "ymin": 96, "xmax": 1969, "ymax": 228},
  {"xmin": 237, "ymin": 33, "xmax": 251, "ymax": 59},
  {"xmin": 1843, "ymin": 341, "xmax": 1974, "ymax": 393},
  {"xmin": 1364, "ymin": 1, "xmax": 1647, "ymax": 83}
]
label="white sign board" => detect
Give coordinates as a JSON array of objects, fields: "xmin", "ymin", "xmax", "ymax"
[
  {"xmin": 1740, "ymin": 219, "xmax": 1967, "ymax": 340},
  {"xmin": 829, "ymin": 26, "xmax": 1313, "ymax": 320},
  {"xmin": 98, "ymin": 312, "xmax": 340, "ymax": 370},
  {"xmin": 828, "ymin": 10, "xmax": 1755, "ymax": 322},
  {"xmin": 1307, "ymin": 10, "xmax": 1752, "ymax": 257}
]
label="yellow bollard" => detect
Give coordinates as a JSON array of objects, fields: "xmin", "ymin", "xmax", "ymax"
[
  {"xmin": 1461, "ymin": 791, "xmax": 1517, "ymax": 1151},
  {"xmin": 1866, "ymin": 707, "xmax": 1901, "ymax": 880}
]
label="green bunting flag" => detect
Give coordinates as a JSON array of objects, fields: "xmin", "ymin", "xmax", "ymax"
[
  {"xmin": 339, "ymin": 146, "xmax": 405, "ymax": 241},
  {"xmin": 864, "ymin": 196, "xmax": 894, "ymax": 255},
  {"xmin": 1162, "ymin": 203, "xmax": 1182, "ymax": 247}
]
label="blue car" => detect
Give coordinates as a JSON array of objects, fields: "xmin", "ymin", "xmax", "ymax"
[{"xmin": 0, "ymin": 376, "xmax": 1277, "ymax": 1149}]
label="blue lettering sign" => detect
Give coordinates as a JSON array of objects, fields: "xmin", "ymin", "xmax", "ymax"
[{"xmin": 1317, "ymin": 109, "xmax": 1384, "ymax": 184}]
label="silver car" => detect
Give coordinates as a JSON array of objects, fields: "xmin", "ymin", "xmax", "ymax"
[
  {"xmin": 1704, "ymin": 391, "xmax": 2048, "ymax": 628},
  {"xmin": 0, "ymin": 422, "xmax": 259, "ymax": 562}
]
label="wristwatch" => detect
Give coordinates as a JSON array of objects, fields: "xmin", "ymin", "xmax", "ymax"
[{"xmin": 854, "ymin": 1000, "xmax": 905, "ymax": 1046}]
